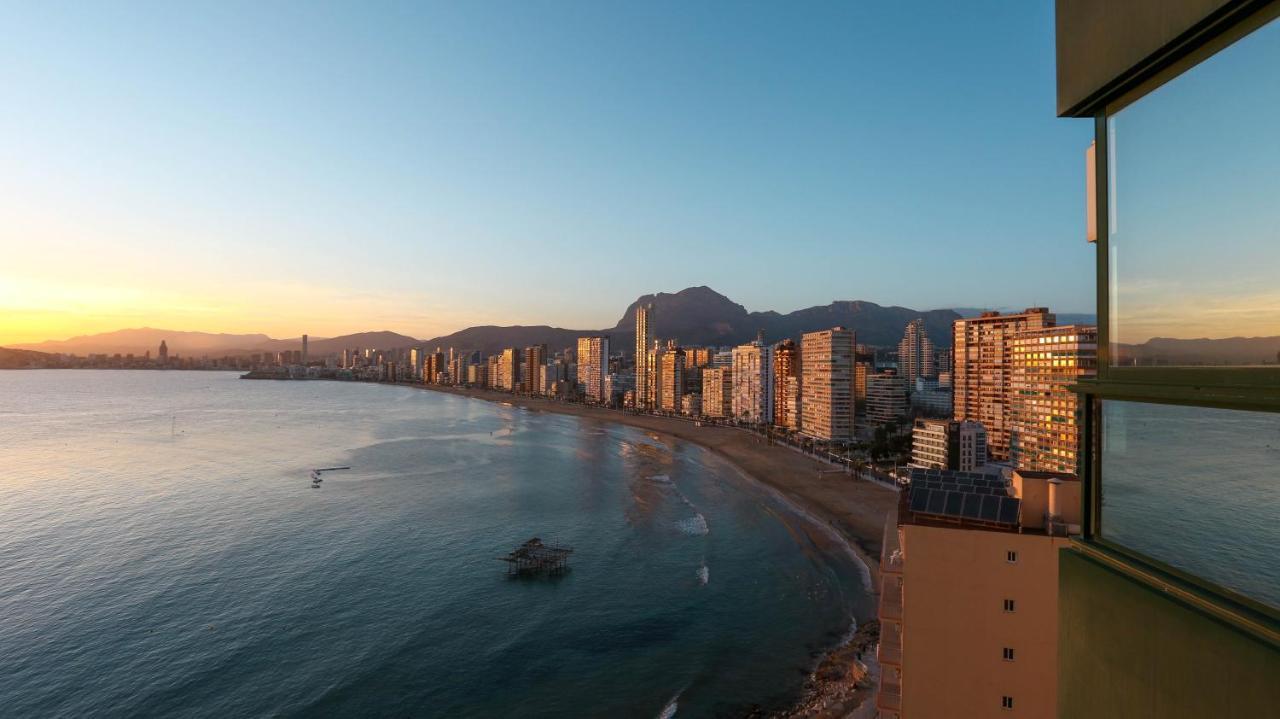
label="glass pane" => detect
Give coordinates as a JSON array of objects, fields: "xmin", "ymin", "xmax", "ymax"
[
  {"xmin": 1101, "ymin": 401, "xmax": 1280, "ymax": 608},
  {"xmin": 1106, "ymin": 16, "xmax": 1280, "ymax": 367}
]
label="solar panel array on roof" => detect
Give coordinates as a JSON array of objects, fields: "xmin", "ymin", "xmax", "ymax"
[{"xmin": 905, "ymin": 468, "xmax": 1020, "ymax": 527}]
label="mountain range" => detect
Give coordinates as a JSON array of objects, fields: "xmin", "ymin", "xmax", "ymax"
[
  {"xmin": 7, "ymin": 287, "xmax": 1276, "ymax": 366},
  {"xmin": 9, "ymin": 287, "xmax": 963, "ymax": 358}
]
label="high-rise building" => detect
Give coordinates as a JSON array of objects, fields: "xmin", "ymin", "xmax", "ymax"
[
  {"xmin": 302, "ymin": 334, "xmax": 309, "ymax": 366},
  {"xmin": 158, "ymin": 340, "xmax": 168, "ymax": 364},
  {"xmin": 866, "ymin": 371, "xmax": 909, "ymax": 425},
  {"xmin": 953, "ymin": 308, "xmax": 1055, "ymax": 460},
  {"xmin": 659, "ymin": 348, "xmax": 684, "ymax": 413},
  {"xmin": 1009, "ymin": 325, "xmax": 1097, "ymax": 474},
  {"xmin": 497, "ymin": 348, "xmax": 520, "ymax": 391},
  {"xmin": 800, "ymin": 328, "xmax": 855, "ymax": 440},
  {"xmin": 731, "ymin": 341, "xmax": 773, "ymax": 423},
  {"xmin": 910, "ymin": 418, "xmax": 988, "ymax": 472},
  {"xmin": 773, "ymin": 339, "xmax": 802, "ymax": 430},
  {"xmin": 410, "ymin": 348, "xmax": 422, "ymax": 381},
  {"xmin": 522, "ymin": 345, "xmax": 547, "ymax": 394},
  {"xmin": 854, "ymin": 361, "xmax": 870, "ymax": 415},
  {"xmin": 634, "ymin": 304, "xmax": 653, "ymax": 410},
  {"xmin": 577, "ymin": 336, "xmax": 609, "ymax": 403},
  {"xmin": 877, "ymin": 469, "xmax": 1079, "ymax": 719},
  {"xmin": 897, "ymin": 319, "xmax": 935, "ymax": 382},
  {"xmin": 701, "ymin": 367, "xmax": 732, "ymax": 418}
]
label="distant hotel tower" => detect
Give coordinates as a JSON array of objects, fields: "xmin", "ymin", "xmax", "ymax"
[
  {"xmin": 634, "ymin": 303, "xmax": 653, "ymax": 410},
  {"xmin": 897, "ymin": 319, "xmax": 934, "ymax": 382},
  {"xmin": 577, "ymin": 336, "xmax": 609, "ymax": 403},
  {"xmin": 302, "ymin": 334, "xmax": 309, "ymax": 366},
  {"xmin": 158, "ymin": 340, "xmax": 168, "ymax": 363}
]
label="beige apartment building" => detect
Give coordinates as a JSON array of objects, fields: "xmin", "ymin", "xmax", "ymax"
[
  {"xmin": 576, "ymin": 336, "xmax": 609, "ymax": 403},
  {"xmin": 953, "ymin": 308, "xmax": 1055, "ymax": 460},
  {"xmin": 701, "ymin": 367, "xmax": 732, "ymax": 418},
  {"xmin": 1009, "ymin": 325, "xmax": 1097, "ymax": 474},
  {"xmin": 731, "ymin": 341, "xmax": 773, "ymax": 423},
  {"xmin": 800, "ymin": 328, "xmax": 854, "ymax": 440},
  {"xmin": 634, "ymin": 304, "xmax": 653, "ymax": 410},
  {"xmin": 878, "ymin": 468, "xmax": 1079, "ymax": 719}
]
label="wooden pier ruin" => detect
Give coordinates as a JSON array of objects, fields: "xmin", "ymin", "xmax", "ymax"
[{"xmin": 499, "ymin": 537, "xmax": 573, "ymax": 576}]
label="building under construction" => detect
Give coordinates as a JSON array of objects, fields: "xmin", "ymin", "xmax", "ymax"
[{"xmin": 499, "ymin": 538, "xmax": 573, "ymax": 576}]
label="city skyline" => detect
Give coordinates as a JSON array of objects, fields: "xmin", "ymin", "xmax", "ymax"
[{"xmin": 0, "ymin": 1, "xmax": 1095, "ymax": 346}]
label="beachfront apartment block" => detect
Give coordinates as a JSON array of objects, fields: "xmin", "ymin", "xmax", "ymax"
[
  {"xmin": 876, "ymin": 469, "xmax": 1078, "ymax": 719},
  {"xmin": 634, "ymin": 304, "xmax": 653, "ymax": 410},
  {"xmin": 701, "ymin": 367, "xmax": 732, "ymax": 419},
  {"xmin": 659, "ymin": 348, "xmax": 685, "ymax": 413},
  {"xmin": 799, "ymin": 327, "xmax": 854, "ymax": 440},
  {"xmin": 731, "ymin": 341, "xmax": 773, "ymax": 424},
  {"xmin": 576, "ymin": 336, "xmax": 609, "ymax": 403},
  {"xmin": 773, "ymin": 339, "xmax": 801, "ymax": 430}
]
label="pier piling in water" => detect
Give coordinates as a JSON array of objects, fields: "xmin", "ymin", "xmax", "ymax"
[{"xmin": 499, "ymin": 538, "xmax": 573, "ymax": 576}]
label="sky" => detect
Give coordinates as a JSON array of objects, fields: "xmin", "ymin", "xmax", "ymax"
[{"xmin": 0, "ymin": 1, "xmax": 1096, "ymax": 345}]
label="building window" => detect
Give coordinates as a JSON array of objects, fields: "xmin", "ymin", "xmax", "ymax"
[
  {"xmin": 1002, "ymin": 696, "xmax": 1014, "ymax": 710},
  {"xmin": 1006, "ymin": 550, "xmax": 1018, "ymax": 564},
  {"xmin": 1003, "ymin": 647, "xmax": 1015, "ymax": 661},
  {"xmin": 1105, "ymin": 15, "xmax": 1280, "ymax": 367},
  {"xmin": 1003, "ymin": 599, "xmax": 1016, "ymax": 613}
]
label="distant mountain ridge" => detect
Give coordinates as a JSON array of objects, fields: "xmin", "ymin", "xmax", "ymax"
[{"xmin": 11, "ymin": 288, "xmax": 1108, "ymax": 358}]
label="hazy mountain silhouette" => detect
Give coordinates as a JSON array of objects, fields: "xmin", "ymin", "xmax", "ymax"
[
  {"xmin": 16, "ymin": 287, "xmax": 1107, "ymax": 358},
  {"xmin": 0, "ymin": 347, "xmax": 54, "ymax": 369}
]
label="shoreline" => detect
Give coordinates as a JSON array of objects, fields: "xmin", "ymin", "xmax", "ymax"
[
  {"xmin": 410, "ymin": 383, "xmax": 896, "ymax": 717},
  {"xmin": 414, "ymin": 383, "xmax": 896, "ymax": 593}
]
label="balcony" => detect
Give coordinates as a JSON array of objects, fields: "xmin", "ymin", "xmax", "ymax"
[
  {"xmin": 879, "ymin": 580, "xmax": 903, "ymax": 622},
  {"xmin": 876, "ymin": 677, "xmax": 902, "ymax": 714},
  {"xmin": 878, "ymin": 623, "xmax": 902, "ymax": 667}
]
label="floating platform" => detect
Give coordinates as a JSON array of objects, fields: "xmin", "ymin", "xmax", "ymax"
[{"xmin": 499, "ymin": 537, "xmax": 573, "ymax": 576}]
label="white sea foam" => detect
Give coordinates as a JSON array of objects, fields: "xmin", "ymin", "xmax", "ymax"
[
  {"xmin": 657, "ymin": 692, "xmax": 680, "ymax": 719},
  {"xmin": 676, "ymin": 513, "xmax": 709, "ymax": 536},
  {"xmin": 648, "ymin": 474, "xmax": 672, "ymax": 483},
  {"xmin": 696, "ymin": 562, "xmax": 709, "ymax": 585}
]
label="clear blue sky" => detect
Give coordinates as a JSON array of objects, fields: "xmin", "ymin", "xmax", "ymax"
[{"xmin": 0, "ymin": 1, "xmax": 1095, "ymax": 342}]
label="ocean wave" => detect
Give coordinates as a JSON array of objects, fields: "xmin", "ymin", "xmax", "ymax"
[{"xmin": 696, "ymin": 562, "xmax": 709, "ymax": 586}]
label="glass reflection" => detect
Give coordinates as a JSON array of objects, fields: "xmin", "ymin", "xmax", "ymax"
[
  {"xmin": 1101, "ymin": 401, "xmax": 1280, "ymax": 608},
  {"xmin": 1107, "ymin": 16, "xmax": 1280, "ymax": 367}
]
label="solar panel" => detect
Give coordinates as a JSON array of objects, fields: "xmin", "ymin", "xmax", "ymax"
[
  {"xmin": 962, "ymin": 493, "xmax": 982, "ymax": 519},
  {"xmin": 910, "ymin": 488, "xmax": 931, "ymax": 513},
  {"xmin": 945, "ymin": 491, "xmax": 963, "ymax": 516},
  {"xmin": 927, "ymin": 489, "xmax": 947, "ymax": 514},
  {"xmin": 979, "ymin": 495, "xmax": 1001, "ymax": 521},
  {"xmin": 997, "ymin": 497, "xmax": 1021, "ymax": 524}
]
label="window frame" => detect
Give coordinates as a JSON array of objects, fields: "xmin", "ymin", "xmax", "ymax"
[{"xmin": 1072, "ymin": 5, "xmax": 1280, "ymax": 646}]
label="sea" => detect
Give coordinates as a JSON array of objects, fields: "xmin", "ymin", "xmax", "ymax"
[{"xmin": 0, "ymin": 370, "xmax": 871, "ymax": 718}]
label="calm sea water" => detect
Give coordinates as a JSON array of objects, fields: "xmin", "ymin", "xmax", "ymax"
[{"xmin": 0, "ymin": 371, "xmax": 870, "ymax": 718}]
